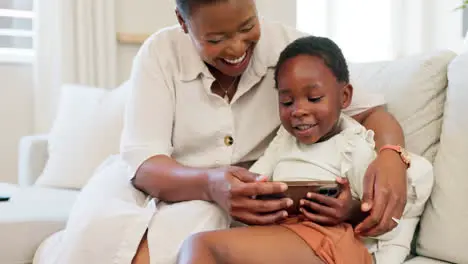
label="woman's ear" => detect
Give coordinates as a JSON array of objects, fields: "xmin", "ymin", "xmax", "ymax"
[
  {"xmin": 175, "ymin": 9, "xmax": 189, "ymax": 34},
  {"xmin": 341, "ymin": 83, "xmax": 353, "ymax": 109}
]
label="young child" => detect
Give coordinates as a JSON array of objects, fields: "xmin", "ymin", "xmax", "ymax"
[
  {"xmin": 248, "ymin": 36, "xmax": 433, "ymax": 264},
  {"xmin": 176, "ymin": 36, "xmax": 433, "ymax": 264}
]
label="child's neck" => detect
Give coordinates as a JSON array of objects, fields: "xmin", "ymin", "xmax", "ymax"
[{"xmin": 316, "ymin": 116, "xmax": 343, "ymax": 143}]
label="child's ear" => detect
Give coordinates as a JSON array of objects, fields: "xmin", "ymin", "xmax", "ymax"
[
  {"xmin": 175, "ymin": 9, "xmax": 189, "ymax": 34},
  {"xmin": 341, "ymin": 83, "xmax": 353, "ymax": 109}
]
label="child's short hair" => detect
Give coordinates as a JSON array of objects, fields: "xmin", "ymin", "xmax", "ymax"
[{"xmin": 274, "ymin": 36, "xmax": 349, "ymax": 88}]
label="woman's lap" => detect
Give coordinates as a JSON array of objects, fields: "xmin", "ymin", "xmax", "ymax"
[
  {"xmin": 52, "ymin": 155, "xmax": 155, "ymax": 263},
  {"xmin": 48, "ymin": 155, "xmax": 229, "ymax": 264},
  {"xmin": 146, "ymin": 200, "xmax": 230, "ymax": 263}
]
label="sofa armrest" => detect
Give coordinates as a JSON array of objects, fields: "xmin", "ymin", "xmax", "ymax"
[{"xmin": 18, "ymin": 134, "xmax": 49, "ymax": 186}]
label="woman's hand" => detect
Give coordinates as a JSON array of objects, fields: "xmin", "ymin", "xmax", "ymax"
[
  {"xmin": 299, "ymin": 177, "xmax": 354, "ymax": 225},
  {"xmin": 206, "ymin": 166, "xmax": 293, "ymax": 225},
  {"xmin": 354, "ymin": 151, "xmax": 407, "ymax": 237}
]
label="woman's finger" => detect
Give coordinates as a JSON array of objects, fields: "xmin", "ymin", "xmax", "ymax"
[
  {"xmin": 232, "ymin": 210, "xmax": 288, "ymax": 226},
  {"xmin": 300, "ymin": 208, "xmax": 336, "ymax": 225},
  {"xmin": 300, "ymin": 199, "xmax": 338, "ymax": 218},
  {"xmin": 229, "ymin": 167, "xmax": 258, "ymax": 183},
  {"xmin": 361, "ymin": 165, "xmax": 377, "ymax": 212},
  {"xmin": 231, "ymin": 181, "xmax": 287, "ymax": 197},
  {"xmin": 355, "ymin": 184, "xmax": 389, "ymax": 234},
  {"xmin": 362, "ymin": 192, "xmax": 399, "ymax": 237},
  {"xmin": 232, "ymin": 197, "xmax": 293, "ymax": 213}
]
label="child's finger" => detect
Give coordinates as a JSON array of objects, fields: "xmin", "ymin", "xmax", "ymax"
[
  {"xmin": 306, "ymin": 192, "xmax": 340, "ymax": 207},
  {"xmin": 300, "ymin": 199, "xmax": 336, "ymax": 218},
  {"xmin": 300, "ymin": 208, "xmax": 335, "ymax": 225}
]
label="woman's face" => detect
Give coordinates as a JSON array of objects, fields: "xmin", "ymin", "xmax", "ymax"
[
  {"xmin": 277, "ymin": 55, "xmax": 352, "ymax": 145},
  {"xmin": 177, "ymin": 0, "xmax": 260, "ymax": 77}
]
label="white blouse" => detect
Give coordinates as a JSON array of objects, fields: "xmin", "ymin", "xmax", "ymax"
[
  {"xmin": 249, "ymin": 114, "xmax": 376, "ymax": 200},
  {"xmin": 120, "ymin": 19, "xmax": 386, "ymax": 177}
]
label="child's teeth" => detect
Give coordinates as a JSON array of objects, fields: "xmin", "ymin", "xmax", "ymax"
[{"xmin": 297, "ymin": 125, "xmax": 311, "ymax": 130}]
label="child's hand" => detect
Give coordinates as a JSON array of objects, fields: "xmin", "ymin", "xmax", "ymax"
[{"xmin": 299, "ymin": 177, "xmax": 353, "ymax": 225}]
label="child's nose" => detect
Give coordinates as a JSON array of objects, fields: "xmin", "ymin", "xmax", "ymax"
[{"xmin": 291, "ymin": 105, "xmax": 309, "ymax": 117}]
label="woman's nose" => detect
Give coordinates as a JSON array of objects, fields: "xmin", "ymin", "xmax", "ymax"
[{"xmin": 226, "ymin": 36, "xmax": 247, "ymax": 58}]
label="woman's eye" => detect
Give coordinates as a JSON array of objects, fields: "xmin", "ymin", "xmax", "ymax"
[{"xmin": 308, "ymin": 97, "xmax": 323, "ymax": 103}]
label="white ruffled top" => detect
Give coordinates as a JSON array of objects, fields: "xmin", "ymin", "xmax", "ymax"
[{"xmin": 250, "ymin": 114, "xmax": 377, "ymax": 199}]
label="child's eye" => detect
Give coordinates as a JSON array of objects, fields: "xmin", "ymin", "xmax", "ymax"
[
  {"xmin": 280, "ymin": 101, "xmax": 293, "ymax": 106},
  {"xmin": 308, "ymin": 96, "xmax": 323, "ymax": 103},
  {"xmin": 207, "ymin": 39, "xmax": 223, "ymax": 44},
  {"xmin": 240, "ymin": 25, "xmax": 255, "ymax": 33}
]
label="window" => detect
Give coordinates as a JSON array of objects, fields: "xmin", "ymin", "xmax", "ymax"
[{"xmin": 0, "ymin": 0, "xmax": 34, "ymax": 63}]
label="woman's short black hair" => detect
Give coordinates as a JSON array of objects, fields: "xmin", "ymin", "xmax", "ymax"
[
  {"xmin": 274, "ymin": 36, "xmax": 349, "ymax": 88},
  {"xmin": 176, "ymin": 0, "xmax": 227, "ymax": 19}
]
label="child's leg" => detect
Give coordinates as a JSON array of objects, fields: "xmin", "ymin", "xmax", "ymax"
[{"xmin": 177, "ymin": 225, "xmax": 325, "ymax": 264}]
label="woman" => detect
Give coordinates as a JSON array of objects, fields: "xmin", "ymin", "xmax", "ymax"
[{"xmin": 46, "ymin": 0, "xmax": 408, "ymax": 263}]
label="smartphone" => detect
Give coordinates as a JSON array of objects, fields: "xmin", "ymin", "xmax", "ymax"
[
  {"xmin": 257, "ymin": 181, "xmax": 341, "ymax": 215},
  {"xmin": 0, "ymin": 196, "xmax": 10, "ymax": 202}
]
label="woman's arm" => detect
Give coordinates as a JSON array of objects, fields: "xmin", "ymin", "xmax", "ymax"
[
  {"xmin": 351, "ymin": 106, "xmax": 408, "ymax": 236},
  {"xmin": 121, "ymin": 40, "xmax": 214, "ymax": 203},
  {"xmin": 352, "ymin": 106, "xmax": 405, "ymax": 150},
  {"xmin": 132, "ymin": 155, "xmax": 211, "ymax": 202}
]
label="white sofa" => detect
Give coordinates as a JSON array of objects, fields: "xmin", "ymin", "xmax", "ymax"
[{"xmin": 1, "ymin": 48, "xmax": 468, "ymax": 264}]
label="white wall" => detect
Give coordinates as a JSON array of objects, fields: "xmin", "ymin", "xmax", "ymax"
[
  {"xmin": 115, "ymin": 0, "xmax": 297, "ymax": 83},
  {"xmin": 0, "ymin": 64, "xmax": 33, "ymax": 183}
]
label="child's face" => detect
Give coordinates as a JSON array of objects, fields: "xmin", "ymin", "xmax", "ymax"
[{"xmin": 277, "ymin": 55, "xmax": 352, "ymax": 144}]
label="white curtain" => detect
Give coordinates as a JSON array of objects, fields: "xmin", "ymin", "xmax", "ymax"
[
  {"xmin": 297, "ymin": 0, "xmax": 465, "ymax": 63},
  {"xmin": 34, "ymin": 0, "xmax": 117, "ymax": 133}
]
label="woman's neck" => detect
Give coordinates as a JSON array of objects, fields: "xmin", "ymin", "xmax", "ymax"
[
  {"xmin": 206, "ymin": 63, "xmax": 239, "ymax": 84},
  {"xmin": 206, "ymin": 63, "xmax": 241, "ymax": 102}
]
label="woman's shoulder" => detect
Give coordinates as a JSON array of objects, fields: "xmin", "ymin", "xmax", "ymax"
[
  {"xmin": 134, "ymin": 24, "xmax": 202, "ymax": 80},
  {"xmin": 144, "ymin": 25, "xmax": 185, "ymax": 46},
  {"xmin": 136, "ymin": 24, "xmax": 192, "ymax": 60}
]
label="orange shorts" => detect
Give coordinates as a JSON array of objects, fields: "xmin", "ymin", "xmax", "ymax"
[{"xmin": 281, "ymin": 218, "xmax": 372, "ymax": 264}]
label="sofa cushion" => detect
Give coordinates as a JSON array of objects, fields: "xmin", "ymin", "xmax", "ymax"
[
  {"xmin": 33, "ymin": 231, "xmax": 63, "ymax": 264},
  {"xmin": 0, "ymin": 187, "xmax": 79, "ymax": 264},
  {"xmin": 416, "ymin": 51, "xmax": 468, "ymax": 263},
  {"xmin": 349, "ymin": 50, "xmax": 457, "ymax": 162},
  {"xmin": 35, "ymin": 82, "xmax": 129, "ymax": 189}
]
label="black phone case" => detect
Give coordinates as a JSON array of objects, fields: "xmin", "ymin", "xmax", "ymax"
[{"xmin": 257, "ymin": 181, "xmax": 341, "ymax": 216}]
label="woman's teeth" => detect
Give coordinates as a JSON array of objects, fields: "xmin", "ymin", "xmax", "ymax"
[
  {"xmin": 223, "ymin": 52, "xmax": 247, "ymax": 65},
  {"xmin": 295, "ymin": 125, "xmax": 313, "ymax": 131}
]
